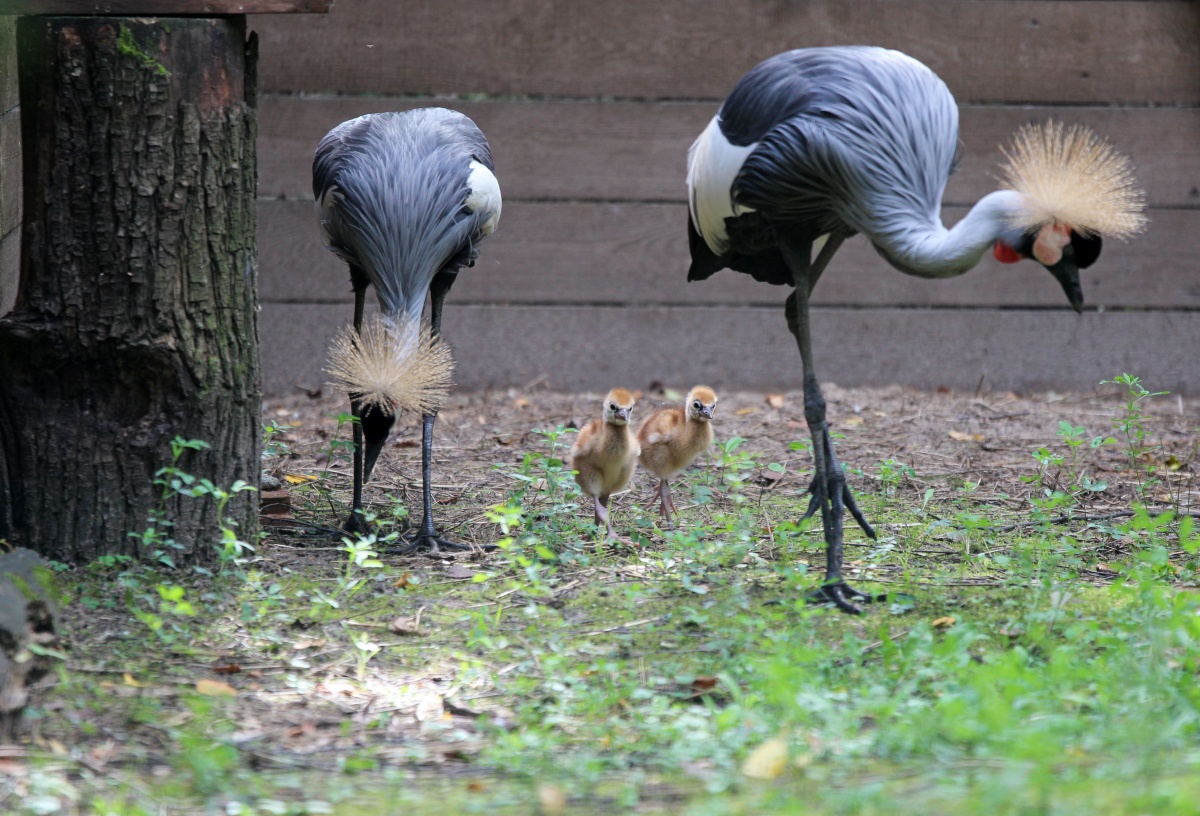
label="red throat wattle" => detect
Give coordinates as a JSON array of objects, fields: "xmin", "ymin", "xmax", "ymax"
[{"xmin": 993, "ymin": 241, "xmax": 1022, "ymax": 264}]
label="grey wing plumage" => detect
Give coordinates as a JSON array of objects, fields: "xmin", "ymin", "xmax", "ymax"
[
  {"xmin": 730, "ymin": 47, "xmax": 959, "ymax": 244},
  {"xmin": 313, "ymin": 108, "xmax": 499, "ymax": 320}
]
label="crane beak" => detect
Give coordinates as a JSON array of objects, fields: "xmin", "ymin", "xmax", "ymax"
[
  {"xmin": 362, "ymin": 437, "xmax": 387, "ymax": 484},
  {"xmin": 359, "ymin": 404, "xmax": 397, "ymax": 483},
  {"xmin": 1045, "ymin": 255, "xmax": 1084, "ymax": 314}
]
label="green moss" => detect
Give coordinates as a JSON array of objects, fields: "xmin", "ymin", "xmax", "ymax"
[{"xmin": 116, "ymin": 25, "xmax": 171, "ymax": 78}]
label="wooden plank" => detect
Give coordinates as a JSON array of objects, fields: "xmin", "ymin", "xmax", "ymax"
[
  {"xmin": 0, "ymin": 1, "xmax": 328, "ymax": 13},
  {"xmin": 258, "ymin": 200, "xmax": 1200, "ymax": 310},
  {"xmin": 250, "ymin": 0, "xmax": 1200, "ymax": 105},
  {"xmin": 259, "ymin": 302, "xmax": 1200, "ymax": 397},
  {"xmin": 258, "ymin": 95, "xmax": 1200, "ymax": 208}
]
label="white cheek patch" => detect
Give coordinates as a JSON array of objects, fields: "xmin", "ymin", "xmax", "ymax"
[
  {"xmin": 1033, "ymin": 223, "xmax": 1072, "ymax": 266},
  {"xmin": 466, "ymin": 160, "xmax": 503, "ymax": 236}
]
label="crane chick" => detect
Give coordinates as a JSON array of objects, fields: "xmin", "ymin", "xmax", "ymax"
[
  {"xmin": 637, "ymin": 386, "xmax": 717, "ymax": 528},
  {"xmin": 570, "ymin": 389, "xmax": 639, "ymax": 540}
]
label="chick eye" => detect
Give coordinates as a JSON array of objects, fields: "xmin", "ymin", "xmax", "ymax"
[
  {"xmin": 609, "ymin": 404, "xmax": 617, "ymax": 411},
  {"xmin": 693, "ymin": 401, "xmax": 702, "ymax": 410}
]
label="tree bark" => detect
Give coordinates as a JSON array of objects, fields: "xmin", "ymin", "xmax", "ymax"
[{"xmin": 0, "ymin": 17, "xmax": 260, "ymax": 565}]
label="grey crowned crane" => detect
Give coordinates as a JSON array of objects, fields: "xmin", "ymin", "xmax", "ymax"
[
  {"xmin": 314, "ymin": 108, "xmax": 502, "ymax": 552},
  {"xmin": 686, "ymin": 46, "xmax": 1145, "ymax": 613}
]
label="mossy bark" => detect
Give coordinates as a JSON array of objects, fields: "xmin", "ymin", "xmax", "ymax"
[{"xmin": 0, "ymin": 17, "xmax": 260, "ymax": 564}]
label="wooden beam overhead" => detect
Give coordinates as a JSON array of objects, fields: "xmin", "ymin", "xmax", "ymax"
[{"xmin": 0, "ymin": 0, "xmax": 329, "ymax": 15}]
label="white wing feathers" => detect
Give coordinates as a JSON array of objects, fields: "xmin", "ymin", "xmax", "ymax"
[{"xmin": 466, "ymin": 160, "xmax": 503, "ymax": 236}]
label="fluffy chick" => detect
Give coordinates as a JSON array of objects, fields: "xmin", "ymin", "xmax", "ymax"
[
  {"xmin": 637, "ymin": 386, "xmax": 718, "ymax": 528},
  {"xmin": 570, "ymin": 388, "xmax": 639, "ymax": 539}
]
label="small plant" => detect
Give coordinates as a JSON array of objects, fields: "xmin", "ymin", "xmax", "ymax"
[
  {"xmin": 350, "ymin": 629, "xmax": 383, "ymax": 681},
  {"xmin": 875, "ymin": 458, "xmax": 915, "ymax": 500},
  {"xmin": 1103, "ymin": 373, "xmax": 1169, "ymax": 498},
  {"xmin": 262, "ymin": 418, "xmax": 294, "ymax": 461}
]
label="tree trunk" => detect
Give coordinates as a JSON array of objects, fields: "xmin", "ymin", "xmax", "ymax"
[{"xmin": 0, "ymin": 17, "xmax": 260, "ymax": 565}]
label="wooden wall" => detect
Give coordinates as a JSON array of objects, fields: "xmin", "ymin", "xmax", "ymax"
[
  {"xmin": 0, "ymin": 16, "xmax": 19, "ymax": 316},
  {"xmin": 6, "ymin": 2, "xmax": 1197, "ymax": 395}
]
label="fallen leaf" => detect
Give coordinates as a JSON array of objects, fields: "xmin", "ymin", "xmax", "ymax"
[
  {"xmin": 284, "ymin": 474, "xmax": 318, "ymax": 485},
  {"xmin": 293, "ymin": 637, "xmax": 327, "ymax": 650},
  {"xmin": 742, "ymin": 737, "xmax": 788, "ymax": 780},
  {"xmin": 493, "ymin": 434, "xmax": 519, "ymax": 446},
  {"xmin": 691, "ymin": 676, "xmax": 719, "ymax": 692},
  {"xmin": 389, "ymin": 616, "xmax": 420, "ymax": 635},
  {"xmin": 736, "ymin": 407, "xmax": 758, "ymax": 416},
  {"xmin": 537, "ymin": 784, "xmax": 569, "ymax": 815},
  {"xmin": 444, "ymin": 565, "xmax": 477, "ymax": 580},
  {"xmin": 394, "ymin": 572, "xmax": 413, "ymax": 589},
  {"xmin": 0, "ymin": 759, "xmax": 27, "ymax": 776},
  {"xmin": 842, "ymin": 416, "xmax": 863, "ymax": 427},
  {"xmin": 393, "ymin": 438, "xmax": 420, "ymax": 449},
  {"xmin": 123, "ymin": 673, "xmax": 143, "ymax": 688},
  {"xmin": 196, "ymin": 678, "xmax": 237, "ymax": 697},
  {"xmin": 765, "ymin": 393, "xmax": 786, "ymax": 409},
  {"xmin": 1164, "ymin": 454, "xmax": 1183, "ymax": 471},
  {"xmin": 931, "ymin": 616, "xmax": 957, "ymax": 629},
  {"xmin": 415, "ymin": 693, "xmax": 445, "ymax": 722},
  {"xmin": 513, "ymin": 397, "xmax": 530, "ymax": 409},
  {"xmin": 211, "ymin": 663, "xmax": 241, "ymax": 675},
  {"xmin": 948, "ymin": 430, "xmax": 984, "ymax": 442},
  {"xmin": 1095, "ymin": 563, "xmax": 1118, "ymax": 574},
  {"xmin": 466, "ymin": 780, "xmax": 487, "ymax": 793}
]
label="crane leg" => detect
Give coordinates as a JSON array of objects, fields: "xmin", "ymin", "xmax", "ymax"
[
  {"xmin": 779, "ymin": 237, "xmax": 884, "ymax": 614},
  {"xmin": 344, "ymin": 271, "xmax": 372, "ymax": 536},
  {"xmin": 400, "ymin": 271, "xmax": 475, "ymax": 555}
]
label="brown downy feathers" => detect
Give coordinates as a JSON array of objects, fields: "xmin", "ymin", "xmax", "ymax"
[
  {"xmin": 1000, "ymin": 120, "xmax": 1146, "ymax": 239},
  {"xmin": 325, "ymin": 314, "xmax": 454, "ymax": 416}
]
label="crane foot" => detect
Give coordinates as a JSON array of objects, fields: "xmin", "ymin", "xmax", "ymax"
[
  {"xmin": 396, "ymin": 532, "xmax": 494, "ymax": 557},
  {"xmin": 799, "ymin": 477, "xmax": 876, "ymax": 539},
  {"xmin": 342, "ymin": 510, "xmax": 373, "ymax": 537},
  {"xmin": 807, "ymin": 581, "xmax": 887, "ymax": 615}
]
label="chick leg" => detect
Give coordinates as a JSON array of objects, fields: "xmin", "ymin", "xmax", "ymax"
[
  {"xmin": 657, "ymin": 479, "xmax": 678, "ymax": 529},
  {"xmin": 779, "ymin": 236, "xmax": 884, "ymax": 615},
  {"xmin": 595, "ymin": 494, "xmax": 615, "ymax": 539}
]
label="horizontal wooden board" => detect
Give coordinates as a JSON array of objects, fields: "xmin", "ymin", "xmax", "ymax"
[
  {"xmin": 250, "ymin": 0, "xmax": 1200, "ymax": 105},
  {"xmin": 259, "ymin": 302, "xmax": 1200, "ymax": 397},
  {"xmin": 259, "ymin": 200, "xmax": 1200, "ymax": 310},
  {"xmin": 258, "ymin": 95, "xmax": 1200, "ymax": 208},
  {"xmin": 0, "ymin": 0, "xmax": 328, "ymax": 13}
]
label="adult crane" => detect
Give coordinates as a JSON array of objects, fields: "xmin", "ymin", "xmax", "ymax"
[
  {"xmin": 314, "ymin": 108, "xmax": 502, "ymax": 553},
  {"xmin": 686, "ymin": 46, "xmax": 1144, "ymax": 613}
]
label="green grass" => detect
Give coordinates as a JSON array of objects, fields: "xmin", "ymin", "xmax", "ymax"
[{"xmin": 10, "ymin": 386, "xmax": 1200, "ymax": 815}]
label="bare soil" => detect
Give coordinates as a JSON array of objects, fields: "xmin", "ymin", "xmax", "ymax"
[{"xmin": 26, "ymin": 383, "xmax": 1199, "ymax": 801}]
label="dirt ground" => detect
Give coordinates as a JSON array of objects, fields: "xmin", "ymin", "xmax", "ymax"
[
  {"xmin": 262, "ymin": 381, "xmax": 1199, "ymax": 545},
  {"xmin": 29, "ymin": 381, "xmax": 1198, "ymax": 807}
]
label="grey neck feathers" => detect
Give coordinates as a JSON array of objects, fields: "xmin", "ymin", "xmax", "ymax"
[{"xmin": 870, "ymin": 190, "xmax": 1025, "ymax": 279}]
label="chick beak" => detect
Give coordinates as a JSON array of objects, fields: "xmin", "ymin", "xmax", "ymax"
[
  {"xmin": 1046, "ymin": 255, "xmax": 1084, "ymax": 314},
  {"xmin": 700, "ymin": 406, "xmax": 713, "ymax": 420},
  {"xmin": 616, "ymin": 408, "xmax": 629, "ymax": 423}
]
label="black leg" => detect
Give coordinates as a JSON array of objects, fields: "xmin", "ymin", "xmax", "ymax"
[
  {"xmin": 398, "ymin": 272, "xmax": 477, "ymax": 555},
  {"xmin": 344, "ymin": 276, "xmax": 371, "ymax": 535},
  {"xmin": 778, "ymin": 236, "xmax": 884, "ymax": 614}
]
